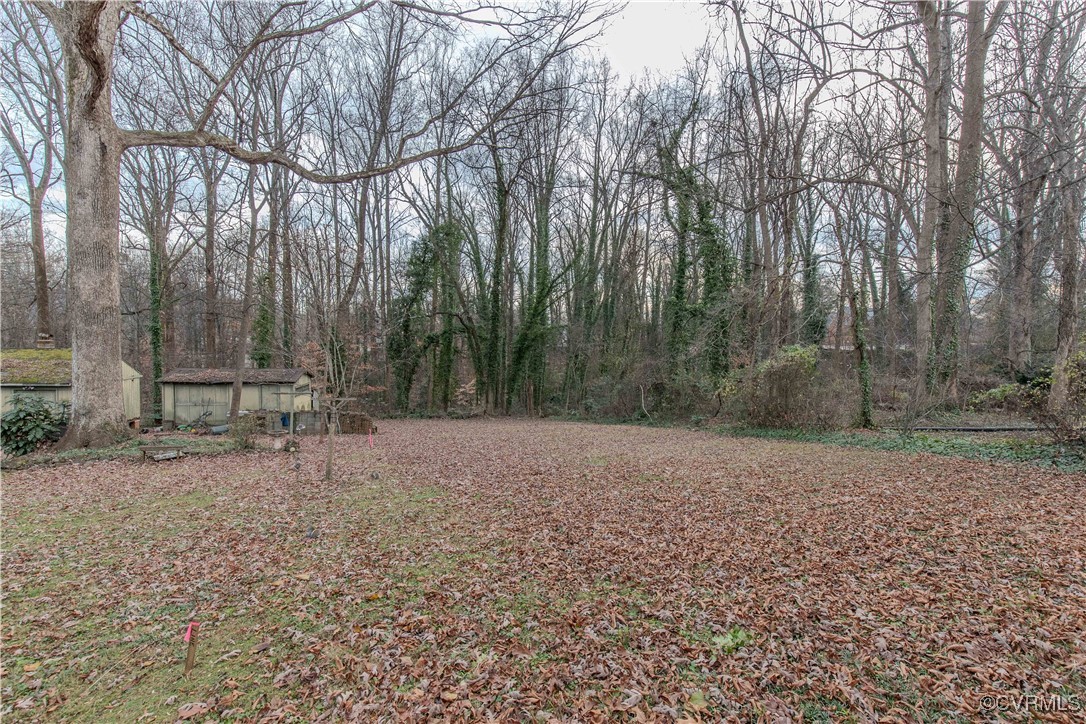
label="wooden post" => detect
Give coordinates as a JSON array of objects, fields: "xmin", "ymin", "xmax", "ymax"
[{"xmin": 183, "ymin": 622, "xmax": 200, "ymax": 676}]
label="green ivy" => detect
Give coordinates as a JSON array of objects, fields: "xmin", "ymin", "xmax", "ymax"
[{"xmin": 251, "ymin": 274, "xmax": 274, "ymax": 369}]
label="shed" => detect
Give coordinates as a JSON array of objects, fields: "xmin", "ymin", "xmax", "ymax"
[
  {"xmin": 0, "ymin": 348, "xmax": 142, "ymax": 421},
  {"xmin": 160, "ymin": 368, "xmax": 314, "ymax": 426}
]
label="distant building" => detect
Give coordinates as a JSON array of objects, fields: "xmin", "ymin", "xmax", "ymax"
[
  {"xmin": 160, "ymin": 368, "xmax": 314, "ymax": 425},
  {"xmin": 0, "ymin": 346, "xmax": 142, "ymax": 421}
]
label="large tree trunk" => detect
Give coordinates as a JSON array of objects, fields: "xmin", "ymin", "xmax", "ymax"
[
  {"xmin": 1005, "ymin": 165, "xmax": 1045, "ymax": 376},
  {"xmin": 914, "ymin": 0, "xmax": 950, "ymax": 397},
  {"xmin": 1048, "ymin": 173, "xmax": 1083, "ymax": 413},
  {"xmin": 484, "ymin": 141, "xmax": 509, "ymax": 414},
  {"xmin": 149, "ymin": 223, "xmax": 166, "ymax": 419},
  {"xmin": 932, "ymin": 0, "xmax": 1005, "ymax": 400},
  {"xmin": 267, "ymin": 175, "xmax": 281, "ymax": 367},
  {"xmin": 282, "ymin": 222, "xmax": 294, "ymax": 367},
  {"xmin": 58, "ymin": 2, "xmax": 129, "ymax": 448}
]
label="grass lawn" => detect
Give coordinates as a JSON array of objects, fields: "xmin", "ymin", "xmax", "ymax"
[{"xmin": 2, "ymin": 419, "xmax": 1084, "ymax": 721}]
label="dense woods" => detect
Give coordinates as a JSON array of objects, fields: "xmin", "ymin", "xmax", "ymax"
[{"xmin": 1, "ymin": 0, "xmax": 1084, "ymax": 442}]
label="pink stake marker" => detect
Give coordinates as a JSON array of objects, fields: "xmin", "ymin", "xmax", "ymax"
[
  {"xmin": 368, "ymin": 430, "xmax": 374, "ymax": 449},
  {"xmin": 183, "ymin": 622, "xmax": 201, "ymax": 676}
]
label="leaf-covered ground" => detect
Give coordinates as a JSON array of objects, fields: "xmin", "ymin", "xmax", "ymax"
[{"xmin": 2, "ymin": 419, "xmax": 1084, "ymax": 722}]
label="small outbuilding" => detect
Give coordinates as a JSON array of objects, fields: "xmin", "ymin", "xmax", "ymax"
[
  {"xmin": 0, "ymin": 347, "xmax": 143, "ymax": 421},
  {"xmin": 160, "ymin": 368, "xmax": 314, "ymax": 427}
]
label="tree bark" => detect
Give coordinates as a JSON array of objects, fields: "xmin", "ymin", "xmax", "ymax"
[
  {"xmin": 484, "ymin": 139, "xmax": 510, "ymax": 414},
  {"xmin": 914, "ymin": 0, "xmax": 950, "ymax": 395},
  {"xmin": 932, "ymin": 0, "xmax": 1007, "ymax": 399},
  {"xmin": 230, "ymin": 167, "xmax": 262, "ymax": 420},
  {"xmin": 1005, "ymin": 161, "xmax": 1045, "ymax": 375},
  {"xmin": 202, "ymin": 161, "xmax": 220, "ymax": 366},
  {"xmin": 57, "ymin": 1, "xmax": 129, "ymax": 448},
  {"xmin": 1048, "ymin": 172, "xmax": 1083, "ymax": 413},
  {"xmin": 29, "ymin": 188, "xmax": 52, "ymax": 340},
  {"xmin": 282, "ymin": 213, "xmax": 294, "ymax": 366}
]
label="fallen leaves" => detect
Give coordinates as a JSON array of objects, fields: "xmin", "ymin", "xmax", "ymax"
[
  {"xmin": 176, "ymin": 702, "xmax": 209, "ymax": 719},
  {"xmin": 2, "ymin": 420, "xmax": 1084, "ymax": 721}
]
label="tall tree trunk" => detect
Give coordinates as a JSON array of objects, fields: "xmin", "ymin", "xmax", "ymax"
[
  {"xmin": 29, "ymin": 189, "xmax": 52, "ymax": 341},
  {"xmin": 267, "ymin": 174, "xmax": 281, "ymax": 367},
  {"xmin": 484, "ymin": 142, "xmax": 509, "ymax": 414},
  {"xmin": 230, "ymin": 167, "xmax": 261, "ymax": 420},
  {"xmin": 932, "ymin": 0, "xmax": 1007, "ymax": 400},
  {"xmin": 914, "ymin": 0, "xmax": 950, "ymax": 397},
  {"xmin": 1003, "ymin": 6, "xmax": 1058, "ymax": 378},
  {"xmin": 203, "ymin": 167, "xmax": 219, "ymax": 366},
  {"xmin": 1048, "ymin": 174, "xmax": 1083, "ymax": 413},
  {"xmin": 1005, "ymin": 164, "xmax": 1045, "ymax": 376},
  {"xmin": 282, "ymin": 217, "xmax": 294, "ymax": 367},
  {"xmin": 57, "ymin": 1, "xmax": 128, "ymax": 448},
  {"xmin": 149, "ymin": 223, "xmax": 166, "ymax": 420},
  {"xmin": 883, "ymin": 196, "xmax": 905, "ymax": 383}
]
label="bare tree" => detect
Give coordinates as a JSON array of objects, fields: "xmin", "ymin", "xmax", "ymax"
[
  {"xmin": 26, "ymin": 0, "xmax": 603, "ymax": 447},
  {"xmin": 0, "ymin": 4, "xmax": 65, "ymax": 343}
]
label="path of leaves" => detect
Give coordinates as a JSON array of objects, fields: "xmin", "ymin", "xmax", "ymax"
[{"xmin": 2, "ymin": 419, "xmax": 1084, "ymax": 722}]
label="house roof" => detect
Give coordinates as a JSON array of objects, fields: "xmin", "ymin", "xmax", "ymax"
[
  {"xmin": 161, "ymin": 368, "xmax": 308, "ymax": 385},
  {"xmin": 0, "ymin": 349, "xmax": 143, "ymax": 386}
]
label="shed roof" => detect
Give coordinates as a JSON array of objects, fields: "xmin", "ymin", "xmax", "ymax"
[
  {"xmin": 0, "ymin": 348, "xmax": 142, "ymax": 386},
  {"xmin": 161, "ymin": 368, "xmax": 308, "ymax": 385},
  {"xmin": 0, "ymin": 348, "xmax": 73, "ymax": 385}
]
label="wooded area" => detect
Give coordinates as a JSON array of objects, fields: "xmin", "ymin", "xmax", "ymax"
[{"xmin": 1, "ymin": 0, "xmax": 1084, "ymax": 444}]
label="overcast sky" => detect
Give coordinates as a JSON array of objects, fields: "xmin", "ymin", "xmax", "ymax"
[{"xmin": 594, "ymin": 1, "xmax": 713, "ymax": 79}]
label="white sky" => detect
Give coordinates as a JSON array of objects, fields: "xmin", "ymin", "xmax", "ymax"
[{"xmin": 594, "ymin": 1, "xmax": 713, "ymax": 79}]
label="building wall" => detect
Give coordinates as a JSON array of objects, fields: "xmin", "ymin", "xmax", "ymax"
[
  {"xmin": 2, "ymin": 362, "xmax": 141, "ymax": 420},
  {"xmin": 164, "ymin": 384, "xmax": 231, "ymax": 423},
  {"xmin": 122, "ymin": 364, "xmax": 141, "ymax": 420},
  {"xmin": 1, "ymin": 386, "xmax": 72, "ymax": 412},
  {"xmin": 163, "ymin": 376, "xmax": 313, "ymax": 424},
  {"xmin": 2, "ymin": 383, "xmax": 139, "ymax": 420}
]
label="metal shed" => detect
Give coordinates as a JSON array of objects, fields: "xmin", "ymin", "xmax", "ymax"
[
  {"xmin": 160, "ymin": 368, "xmax": 314, "ymax": 426},
  {"xmin": 0, "ymin": 347, "xmax": 143, "ymax": 421}
]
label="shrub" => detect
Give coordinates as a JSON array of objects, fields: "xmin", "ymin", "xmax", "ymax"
[
  {"xmin": 744, "ymin": 345, "xmax": 817, "ymax": 428},
  {"xmin": 1, "ymin": 395, "xmax": 69, "ymax": 456},
  {"xmin": 229, "ymin": 413, "xmax": 262, "ymax": 450},
  {"xmin": 712, "ymin": 626, "xmax": 754, "ymax": 654},
  {"xmin": 969, "ymin": 382, "xmax": 1034, "ymax": 414},
  {"xmin": 1033, "ymin": 353, "xmax": 1086, "ymax": 446},
  {"xmin": 719, "ymin": 345, "xmax": 851, "ymax": 430},
  {"xmin": 970, "ymin": 354, "xmax": 1086, "ymax": 447}
]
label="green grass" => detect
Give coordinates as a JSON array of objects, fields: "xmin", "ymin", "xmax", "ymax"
[
  {"xmin": 682, "ymin": 625, "xmax": 755, "ymax": 655},
  {"xmin": 2, "ymin": 474, "xmax": 460, "ymax": 722},
  {"xmin": 720, "ymin": 426, "xmax": 1085, "ymax": 472},
  {"xmin": 797, "ymin": 693, "xmax": 855, "ymax": 723},
  {"xmin": 1, "ymin": 435, "xmax": 238, "ymax": 470},
  {"xmin": 555, "ymin": 413, "xmax": 1084, "ymax": 471},
  {"xmin": 9, "ymin": 489, "xmax": 218, "ymax": 547}
]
